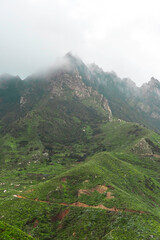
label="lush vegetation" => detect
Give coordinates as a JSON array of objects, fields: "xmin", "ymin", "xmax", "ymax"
[
  {"xmin": 0, "ymin": 221, "xmax": 34, "ymax": 240},
  {"xmin": 1, "ymin": 55, "xmax": 160, "ymax": 239},
  {"xmin": 1, "ymin": 118, "xmax": 160, "ymax": 239}
]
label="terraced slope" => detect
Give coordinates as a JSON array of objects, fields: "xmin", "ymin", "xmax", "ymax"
[{"xmin": 1, "ymin": 120, "xmax": 160, "ymax": 239}]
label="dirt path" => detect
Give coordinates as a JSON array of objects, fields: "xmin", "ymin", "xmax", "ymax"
[
  {"xmin": 60, "ymin": 202, "xmax": 146, "ymax": 213},
  {"xmin": 14, "ymin": 195, "xmax": 50, "ymax": 203},
  {"xmin": 14, "ymin": 195, "xmax": 147, "ymax": 214}
]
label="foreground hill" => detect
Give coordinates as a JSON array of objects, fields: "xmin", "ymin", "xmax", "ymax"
[
  {"xmin": 0, "ymin": 53, "xmax": 160, "ymax": 239},
  {"xmin": 1, "ymin": 120, "xmax": 160, "ymax": 239},
  {"xmin": 0, "ymin": 221, "xmax": 34, "ymax": 239}
]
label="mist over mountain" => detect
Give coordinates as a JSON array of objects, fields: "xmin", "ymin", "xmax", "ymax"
[{"xmin": 1, "ymin": 53, "xmax": 160, "ymax": 133}]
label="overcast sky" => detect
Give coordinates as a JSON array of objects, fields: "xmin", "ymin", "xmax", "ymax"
[{"xmin": 1, "ymin": 0, "xmax": 160, "ymax": 86}]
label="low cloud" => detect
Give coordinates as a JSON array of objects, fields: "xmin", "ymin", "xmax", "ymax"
[{"xmin": 1, "ymin": 0, "xmax": 160, "ymax": 86}]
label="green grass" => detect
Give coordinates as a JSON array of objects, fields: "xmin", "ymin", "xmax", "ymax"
[
  {"xmin": 0, "ymin": 221, "xmax": 34, "ymax": 239},
  {"xmin": 1, "ymin": 112, "xmax": 160, "ymax": 239}
]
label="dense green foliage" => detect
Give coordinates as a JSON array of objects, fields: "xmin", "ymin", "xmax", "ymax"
[
  {"xmin": 0, "ymin": 221, "xmax": 34, "ymax": 240},
  {"xmin": 1, "ymin": 119, "xmax": 160, "ymax": 239}
]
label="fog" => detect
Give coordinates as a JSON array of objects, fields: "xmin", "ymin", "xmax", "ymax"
[{"xmin": 1, "ymin": 0, "xmax": 160, "ymax": 86}]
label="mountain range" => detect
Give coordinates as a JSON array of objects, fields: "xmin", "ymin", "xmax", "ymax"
[{"xmin": 0, "ymin": 53, "xmax": 160, "ymax": 239}]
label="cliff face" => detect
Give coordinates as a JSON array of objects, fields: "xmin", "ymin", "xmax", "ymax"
[
  {"xmin": 85, "ymin": 63, "xmax": 160, "ymax": 132},
  {"xmin": 138, "ymin": 78, "xmax": 160, "ymax": 129},
  {"xmin": 45, "ymin": 55, "xmax": 112, "ymax": 120},
  {"xmin": 0, "ymin": 54, "xmax": 114, "ymax": 155}
]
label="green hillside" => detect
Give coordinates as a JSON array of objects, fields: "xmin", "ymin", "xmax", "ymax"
[
  {"xmin": 1, "ymin": 119, "xmax": 160, "ymax": 239},
  {"xmin": 0, "ymin": 54, "xmax": 160, "ymax": 239},
  {"xmin": 0, "ymin": 221, "xmax": 34, "ymax": 240}
]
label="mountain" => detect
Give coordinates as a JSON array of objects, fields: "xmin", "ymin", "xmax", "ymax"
[
  {"xmin": 0, "ymin": 53, "xmax": 160, "ymax": 239},
  {"xmin": 85, "ymin": 64, "xmax": 160, "ymax": 133}
]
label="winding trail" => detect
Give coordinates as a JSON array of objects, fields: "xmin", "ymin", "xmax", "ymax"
[
  {"xmin": 14, "ymin": 195, "xmax": 147, "ymax": 214},
  {"xmin": 60, "ymin": 202, "xmax": 146, "ymax": 213}
]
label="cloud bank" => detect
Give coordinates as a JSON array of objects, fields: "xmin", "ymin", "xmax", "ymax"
[{"xmin": 1, "ymin": 0, "xmax": 160, "ymax": 85}]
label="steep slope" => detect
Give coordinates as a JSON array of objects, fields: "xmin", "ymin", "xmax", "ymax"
[
  {"xmin": 139, "ymin": 77, "xmax": 160, "ymax": 131},
  {"xmin": 0, "ymin": 221, "xmax": 34, "ymax": 239},
  {"xmin": 0, "ymin": 74, "xmax": 23, "ymax": 130},
  {"xmin": 87, "ymin": 64, "xmax": 142, "ymax": 123},
  {"xmin": 0, "ymin": 54, "xmax": 112, "ymax": 171},
  {"xmin": 1, "ymin": 120, "xmax": 160, "ymax": 239},
  {"xmin": 57, "ymin": 53, "xmax": 160, "ymax": 133},
  {"xmin": 83, "ymin": 61, "xmax": 160, "ymax": 133}
]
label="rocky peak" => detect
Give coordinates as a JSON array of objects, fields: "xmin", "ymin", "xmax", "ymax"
[
  {"xmin": 140, "ymin": 77, "xmax": 160, "ymax": 101},
  {"xmin": 148, "ymin": 77, "xmax": 160, "ymax": 87},
  {"xmin": 141, "ymin": 77, "xmax": 160, "ymax": 91},
  {"xmin": 123, "ymin": 78, "xmax": 137, "ymax": 89},
  {"xmin": 0, "ymin": 73, "xmax": 21, "ymax": 81},
  {"xmin": 64, "ymin": 52, "xmax": 85, "ymax": 69},
  {"xmin": 88, "ymin": 63, "xmax": 103, "ymax": 74},
  {"xmin": 42, "ymin": 54, "xmax": 112, "ymax": 120},
  {"xmin": 0, "ymin": 73, "xmax": 14, "ymax": 81},
  {"xmin": 0, "ymin": 74, "xmax": 22, "ymax": 89}
]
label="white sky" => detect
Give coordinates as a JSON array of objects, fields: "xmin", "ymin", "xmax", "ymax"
[{"xmin": 1, "ymin": 0, "xmax": 160, "ymax": 86}]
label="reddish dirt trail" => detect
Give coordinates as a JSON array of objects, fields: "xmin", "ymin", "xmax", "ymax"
[
  {"xmin": 14, "ymin": 195, "xmax": 50, "ymax": 203},
  {"xmin": 60, "ymin": 202, "xmax": 146, "ymax": 213},
  {"xmin": 14, "ymin": 195, "xmax": 147, "ymax": 214},
  {"xmin": 15, "ymin": 195, "xmax": 26, "ymax": 199}
]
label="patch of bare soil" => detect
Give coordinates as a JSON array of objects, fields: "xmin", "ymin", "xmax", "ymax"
[
  {"xmin": 33, "ymin": 219, "xmax": 39, "ymax": 228},
  {"xmin": 78, "ymin": 185, "xmax": 109, "ymax": 197},
  {"xmin": 78, "ymin": 189, "xmax": 91, "ymax": 197},
  {"xmin": 61, "ymin": 177, "xmax": 67, "ymax": 182},
  {"xmin": 51, "ymin": 209, "xmax": 70, "ymax": 222},
  {"xmin": 83, "ymin": 180, "xmax": 89, "ymax": 183},
  {"xmin": 78, "ymin": 185, "xmax": 115, "ymax": 199},
  {"xmin": 91, "ymin": 185, "xmax": 108, "ymax": 194},
  {"xmin": 24, "ymin": 189, "xmax": 34, "ymax": 193},
  {"xmin": 153, "ymin": 154, "xmax": 160, "ymax": 158},
  {"xmin": 106, "ymin": 192, "xmax": 114, "ymax": 199}
]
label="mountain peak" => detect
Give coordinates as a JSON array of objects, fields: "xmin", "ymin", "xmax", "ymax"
[
  {"xmin": 149, "ymin": 77, "xmax": 160, "ymax": 87},
  {"xmin": 64, "ymin": 51, "xmax": 80, "ymax": 60},
  {"xmin": 141, "ymin": 77, "xmax": 160, "ymax": 90},
  {"xmin": 0, "ymin": 73, "xmax": 14, "ymax": 80},
  {"xmin": 88, "ymin": 63, "xmax": 103, "ymax": 74},
  {"xmin": 64, "ymin": 51, "xmax": 74, "ymax": 58},
  {"xmin": 64, "ymin": 52, "xmax": 84, "ymax": 66},
  {"xmin": 0, "ymin": 73, "xmax": 21, "ymax": 81}
]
